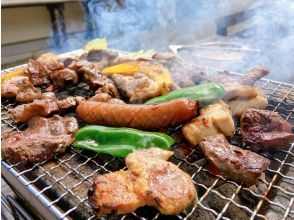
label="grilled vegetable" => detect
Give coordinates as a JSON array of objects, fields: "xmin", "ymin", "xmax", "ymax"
[
  {"xmin": 74, "ymin": 125, "xmax": 175, "ymax": 157},
  {"xmin": 101, "ymin": 61, "xmax": 173, "ymax": 84},
  {"xmin": 1, "ymin": 69, "xmax": 24, "ymax": 82},
  {"xmin": 146, "ymin": 83, "xmax": 225, "ymax": 105}
]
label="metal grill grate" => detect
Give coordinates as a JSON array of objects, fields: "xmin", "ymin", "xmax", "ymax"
[{"xmin": 1, "ymin": 65, "xmax": 294, "ymax": 220}]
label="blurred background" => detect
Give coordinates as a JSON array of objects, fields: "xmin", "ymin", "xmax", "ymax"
[{"xmin": 2, "ymin": 0, "xmax": 294, "ymax": 82}]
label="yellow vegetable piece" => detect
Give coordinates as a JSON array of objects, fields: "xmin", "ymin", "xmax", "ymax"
[
  {"xmin": 84, "ymin": 38, "xmax": 107, "ymax": 51},
  {"xmin": 102, "ymin": 61, "xmax": 173, "ymax": 84},
  {"xmin": 1, "ymin": 69, "xmax": 24, "ymax": 83}
]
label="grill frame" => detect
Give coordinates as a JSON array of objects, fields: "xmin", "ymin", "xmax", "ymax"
[{"xmin": 1, "ymin": 64, "xmax": 294, "ymax": 220}]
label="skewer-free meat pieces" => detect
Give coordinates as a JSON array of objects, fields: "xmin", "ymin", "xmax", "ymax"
[
  {"xmin": 1, "ymin": 76, "xmax": 41, "ymax": 102},
  {"xmin": 182, "ymin": 100, "xmax": 235, "ymax": 145},
  {"xmin": 24, "ymin": 59, "xmax": 50, "ymax": 86},
  {"xmin": 77, "ymin": 98, "xmax": 198, "ymax": 130},
  {"xmin": 11, "ymin": 93, "xmax": 84, "ymax": 123},
  {"xmin": 241, "ymin": 109, "xmax": 294, "ymax": 152},
  {"xmin": 199, "ymin": 134, "xmax": 270, "ymax": 186},
  {"xmin": 206, "ymin": 66, "xmax": 269, "ymax": 116},
  {"xmin": 88, "ymin": 148, "xmax": 197, "ymax": 215},
  {"xmin": 48, "ymin": 68, "xmax": 78, "ymax": 91},
  {"xmin": 112, "ymin": 73, "xmax": 169, "ymax": 103},
  {"xmin": 1, "ymin": 115, "xmax": 78, "ymax": 164}
]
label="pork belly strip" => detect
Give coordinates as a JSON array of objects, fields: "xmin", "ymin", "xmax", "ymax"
[
  {"xmin": 1, "ymin": 115, "xmax": 78, "ymax": 164},
  {"xmin": 76, "ymin": 98, "xmax": 198, "ymax": 130},
  {"xmin": 199, "ymin": 134, "xmax": 270, "ymax": 186},
  {"xmin": 88, "ymin": 148, "xmax": 197, "ymax": 215}
]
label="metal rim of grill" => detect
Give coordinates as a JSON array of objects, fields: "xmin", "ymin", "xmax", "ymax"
[{"xmin": 1, "ymin": 64, "xmax": 294, "ymax": 220}]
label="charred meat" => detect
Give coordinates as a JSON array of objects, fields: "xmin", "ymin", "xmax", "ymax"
[
  {"xmin": 11, "ymin": 93, "xmax": 84, "ymax": 123},
  {"xmin": 49, "ymin": 68, "xmax": 78, "ymax": 90},
  {"xmin": 77, "ymin": 98, "xmax": 198, "ymax": 130},
  {"xmin": 182, "ymin": 100, "xmax": 235, "ymax": 146},
  {"xmin": 241, "ymin": 109, "xmax": 294, "ymax": 152},
  {"xmin": 1, "ymin": 76, "xmax": 41, "ymax": 102},
  {"xmin": 199, "ymin": 134, "xmax": 270, "ymax": 186},
  {"xmin": 2, "ymin": 115, "xmax": 78, "ymax": 164},
  {"xmin": 74, "ymin": 61, "xmax": 121, "ymax": 98},
  {"xmin": 88, "ymin": 147, "xmax": 197, "ymax": 215},
  {"xmin": 24, "ymin": 59, "xmax": 50, "ymax": 86},
  {"xmin": 112, "ymin": 73, "xmax": 169, "ymax": 103}
]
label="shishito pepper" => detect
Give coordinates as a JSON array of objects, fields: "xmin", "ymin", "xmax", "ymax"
[
  {"xmin": 101, "ymin": 61, "xmax": 173, "ymax": 85},
  {"xmin": 145, "ymin": 83, "xmax": 225, "ymax": 105},
  {"xmin": 74, "ymin": 125, "xmax": 175, "ymax": 158}
]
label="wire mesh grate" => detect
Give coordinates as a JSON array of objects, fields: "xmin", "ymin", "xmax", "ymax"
[{"xmin": 1, "ymin": 65, "xmax": 294, "ymax": 220}]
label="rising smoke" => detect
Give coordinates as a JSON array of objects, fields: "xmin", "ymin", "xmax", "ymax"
[{"xmin": 51, "ymin": 0, "xmax": 294, "ymax": 82}]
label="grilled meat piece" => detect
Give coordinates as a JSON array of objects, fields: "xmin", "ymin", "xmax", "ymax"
[
  {"xmin": 182, "ymin": 100, "xmax": 235, "ymax": 146},
  {"xmin": 37, "ymin": 53, "xmax": 64, "ymax": 71},
  {"xmin": 1, "ymin": 76, "xmax": 41, "ymax": 102},
  {"xmin": 56, "ymin": 96, "xmax": 85, "ymax": 111},
  {"xmin": 24, "ymin": 59, "xmax": 50, "ymax": 86},
  {"xmin": 49, "ymin": 68, "xmax": 78, "ymax": 91},
  {"xmin": 228, "ymin": 94, "xmax": 268, "ymax": 116},
  {"xmin": 89, "ymin": 148, "xmax": 197, "ymax": 215},
  {"xmin": 1, "ymin": 115, "xmax": 78, "ymax": 164},
  {"xmin": 241, "ymin": 109, "xmax": 294, "ymax": 152},
  {"xmin": 204, "ymin": 66, "xmax": 269, "ymax": 116},
  {"xmin": 206, "ymin": 66, "xmax": 269, "ymax": 87},
  {"xmin": 112, "ymin": 73, "xmax": 169, "ymax": 103},
  {"xmin": 77, "ymin": 98, "xmax": 198, "ymax": 130},
  {"xmin": 89, "ymin": 93, "xmax": 125, "ymax": 104},
  {"xmin": 199, "ymin": 134, "xmax": 270, "ymax": 186},
  {"xmin": 74, "ymin": 62, "xmax": 121, "ymax": 98},
  {"xmin": 11, "ymin": 93, "xmax": 83, "ymax": 123}
]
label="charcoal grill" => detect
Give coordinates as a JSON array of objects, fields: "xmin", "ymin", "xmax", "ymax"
[{"xmin": 1, "ymin": 63, "xmax": 294, "ymax": 220}]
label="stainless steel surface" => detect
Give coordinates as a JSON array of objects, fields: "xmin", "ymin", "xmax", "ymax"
[{"xmin": 1, "ymin": 64, "xmax": 294, "ymax": 220}]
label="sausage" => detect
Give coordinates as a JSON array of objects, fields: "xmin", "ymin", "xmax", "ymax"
[{"xmin": 76, "ymin": 98, "xmax": 198, "ymax": 130}]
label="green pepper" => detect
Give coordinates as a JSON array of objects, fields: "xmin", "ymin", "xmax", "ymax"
[
  {"xmin": 145, "ymin": 83, "xmax": 225, "ymax": 105},
  {"xmin": 74, "ymin": 125, "xmax": 175, "ymax": 158}
]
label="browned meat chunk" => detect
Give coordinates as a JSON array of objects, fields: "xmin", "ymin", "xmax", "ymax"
[
  {"xmin": 24, "ymin": 59, "xmax": 50, "ymax": 86},
  {"xmin": 1, "ymin": 76, "xmax": 41, "ymax": 102},
  {"xmin": 11, "ymin": 98, "xmax": 59, "ymax": 123},
  {"xmin": 182, "ymin": 100, "xmax": 235, "ymax": 145},
  {"xmin": 11, "ymin": 93, "xmax": 83, "ymax": 123},
  {"xmin": 49, "ymin": 68, "xmax": 78, "ymax": 90},
  {"xmin": 241, "ymin": 109, "xmax": 294, "ymax": 152},
  {"xmin": 89, "ymin": 93, "xmax": 125, "ymax": 104},
  {"xmin": 199, "ymin": 134, "xmax": 270, "ymax": 186},
  {"xmin": 205, "ymin": 66, "xmax": 269, "ymax": 87},
  {"xmin": 56, "ymin": 96, "xmax": 85, "ymax": 111},
  {"xmin": 1, "ymin": 115, "xmax": 78, "ymax": 164},
  {"xmin": 89, "ymin": 148, "xmax": 197, "ymax": 215},
  {"xmin": 112, "ymin": 73, "xmax": 169, "ymax": 103},
  {"xmin": 37, "ymin": 53, "xmax": 64, "ymax": 71}
]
